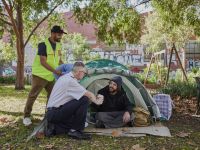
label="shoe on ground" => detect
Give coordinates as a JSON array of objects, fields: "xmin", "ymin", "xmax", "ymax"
[
  {"xmin": 86, "ymin": 115, "xmax": 96, "ymax": 125},
  {"xmin": 95, "ymin": 120, "xmax": 105, "ymax": 128},
  {"xmin": 85, "ymin": 122, "xmax": 89, "ymax": 128},
  {"xmin": 23, "ymin": 117, "xmax": 32, "ymax": 126},
  {"xmin": 67, "ymin": 130, "xmax": 91, "ymax": 140}
]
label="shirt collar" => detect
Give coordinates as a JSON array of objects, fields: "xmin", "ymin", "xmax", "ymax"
[{"xmin": 68, "ymin": 72, "xmax": 77, "ymax": 81}]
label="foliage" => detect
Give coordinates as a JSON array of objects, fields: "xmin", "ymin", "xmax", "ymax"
[
  {"xmin": 0, "ymin": 0, "xmax": 69, "ymax": 89},
  {"xmin": 141, "ymin": 12, "xmax": 194, "ymax": 52},
  {"xmin": 152, "ymin": 0, "xmax": 200, "ymax": 36},
  {"xmin": 135, "ymin": 66, "xmax": 198, "ymax": 99},
  {"xmin": 0, "ymin": 76, "xmax": 16, "ymax": 84},
  {"xmin": 160, "ymin": 81, "xmax": 197, "ymax": 98},
  {"xmin": 159, "ymin": 69, "xmax": 199, "ymax": 98},
  {"xmin": 64, "ymin": 33, "xmax": 100, "ymax": 61},
  {"xmin": 135, "ymin": 63, "xmax": 168, "ymax": 84},
  {"xmin": 0, "ymin": 40, "xmax": 16, "ymax": 66},
  {"xmin": 24, "ymin": 13, "xmax": 66, "ymax": 49},
  {"xmin": 191, "ymin": 67, "xmax": 199, "ymax": 74},
  {"xmin": 1, "ymin": 0, "xmax": 142, "ymax": 89},
  {"xmin": 73, "ymin": 0, "xmax": 141, "ymax": 45}
]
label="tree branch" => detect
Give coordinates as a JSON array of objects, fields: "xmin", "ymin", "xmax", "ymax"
[
  {"xmin": 0, "ymin": 12, "xmax": 9, "ymax": 18},
  {"xmin": 2, "ymin": 0, "xmax": 21, "ymax": 59},
  {"xmin": 2, "ymin": 0, "xmax": 20, "ymax": 38},
  {"xmin": 0, "ymin": 18, "xmax": 13, "ymax": 26},
  {"xmin": 24, "ymin": 0, "xmax": 65, "ymax": 48},
  {"xmin": 8, "ymin": 0, "xmax": 13, "ymax": 10}
]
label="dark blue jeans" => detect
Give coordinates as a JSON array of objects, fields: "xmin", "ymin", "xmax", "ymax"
[{"xmin": 47, "ymin": 96, "xmax": 89, "ymax": 135}]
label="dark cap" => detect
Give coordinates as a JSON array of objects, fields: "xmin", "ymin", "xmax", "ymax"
[
  {"xmin": 51, "ymin": 25, "xmax": 67, "ymax": 34},
  {"xmin": 111, "ymin": 76, "xmax": 122, "ymax": 87}
]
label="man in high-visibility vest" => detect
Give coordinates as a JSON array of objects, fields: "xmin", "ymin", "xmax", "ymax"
[{"xmin": 23, "ymin": 25, "xmax": 66, "ymax": 126}]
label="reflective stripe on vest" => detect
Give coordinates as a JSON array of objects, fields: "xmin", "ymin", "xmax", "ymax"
[{"xmin": 32, "ymin": 39, "xmax": 61, "ymax": 81}]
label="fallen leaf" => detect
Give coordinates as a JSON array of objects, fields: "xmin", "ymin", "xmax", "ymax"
[
  {"xmin": 176, "ymin": 132, "xmax": 190, "ymax": 138},
  {"xmin": 0, "ymin": 117, "xmax": 9, "ymax": 124},
  {"xmin": 36, "ymin": 132, "xmax": 45, "ymax": 139},
  {"xmin": 111, "ymin": 130, "xmax": 121, "ymax": 137},
  {"xmin": 187, "ymin": 141, "xmax": 196, "ymax": 146},
  {"xmin": 131, "ymin": 144, "xmax": 146, "ymax": 150},
  {"xmin": 45, "ymin": 144, "xmax": 54, "ymax": 149}
]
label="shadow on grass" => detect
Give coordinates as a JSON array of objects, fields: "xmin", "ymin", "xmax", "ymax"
[{"xmin": 0, "ymin": 110, "xmax": 44, "ymax": 117}]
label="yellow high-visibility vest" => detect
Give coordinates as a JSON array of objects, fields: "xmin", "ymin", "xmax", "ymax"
[{"xmin": 32, "ymin": 39, "xmax": 61, "ymax": 81}]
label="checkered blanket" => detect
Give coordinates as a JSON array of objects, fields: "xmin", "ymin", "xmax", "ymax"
[{"xmin": 153, "ymin": 94, "xmax": 173, "ymax": 120}]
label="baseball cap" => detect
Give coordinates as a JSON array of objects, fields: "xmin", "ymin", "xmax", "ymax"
[{"xmin": 51, "ymin": 25, "xmax": 67, "ymax": 34}]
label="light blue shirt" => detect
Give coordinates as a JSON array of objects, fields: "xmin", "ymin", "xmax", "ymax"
[{"xmin": 54, "ymin": 64, "xmax": 73, "ymax": 80}]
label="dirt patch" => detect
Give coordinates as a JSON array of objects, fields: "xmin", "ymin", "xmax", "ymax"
[{"xmin": 164, "ymin": 113, "xmax": 200, "ymax": 130}]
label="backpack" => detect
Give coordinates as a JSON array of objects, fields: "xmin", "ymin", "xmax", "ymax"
[{"xmin": 133, "ymin": 107, "xmax": 151, "ymax": 127}]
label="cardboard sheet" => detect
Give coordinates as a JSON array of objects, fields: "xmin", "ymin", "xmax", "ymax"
[{"xmin": 84, "ymin": 123, "xmax": 171, "ymax": 137}]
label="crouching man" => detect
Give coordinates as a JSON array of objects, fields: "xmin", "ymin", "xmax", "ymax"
[
  {"xmin": 91, "ymin": 76, "xmax": 134, "ymax": 128},
  {"xmin": 46, "ymin": 62, "xmax": 103, "ymax": 140}
]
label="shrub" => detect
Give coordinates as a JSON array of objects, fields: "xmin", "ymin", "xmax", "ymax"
[
  {"xmin": 0, "ymin": 76, "xmax": 16, "ymax": 84},
  {"xmin": 159, "ymin": 80, "xmax": 197, "ymax": 98}
]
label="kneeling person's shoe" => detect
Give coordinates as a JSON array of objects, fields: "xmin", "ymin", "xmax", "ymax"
[
  {"xmin": 68, "ymin": 130, "xmax": 91, "ymax": 140},
  {"xmin": 44, "ymin": 122, "xmax": 55, "ymax": 137},
  {"xmin": 23, "ymin": 117, "xmax": 32, "ymax": 126},
  {"xmin": 95, "ymin": 120, "xmax": 105, "ymax": 128}
]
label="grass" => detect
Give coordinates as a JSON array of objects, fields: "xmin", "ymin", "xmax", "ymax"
[{"xmin": 0, "ymin": 84, "xmax": 200, "ymax": 150}]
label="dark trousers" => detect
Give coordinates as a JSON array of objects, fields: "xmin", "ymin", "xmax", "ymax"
[
  {"xmin": 47, "ymin": 96, "xmax": 89, "ymax": 135},
  {"xmin": 96, "ymin": 111, "xmax": 127, "ymax": 128},
  {"xmin": 24, "ymin": 75, "xmax": 54, "ymax": 117}
]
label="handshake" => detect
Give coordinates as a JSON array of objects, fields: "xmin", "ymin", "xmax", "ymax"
[{"xmin": 95, "ymin": 94, "xmax": 104, "ymax": 105}]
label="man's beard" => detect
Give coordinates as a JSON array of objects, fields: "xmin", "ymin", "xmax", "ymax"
[
  {"xmin": 55, "ymin": 38, "xmax": 61, "ymax": 42},
  {"xmin": 109, "ymin": 87, "xmax": 117, "ymax": 94}
]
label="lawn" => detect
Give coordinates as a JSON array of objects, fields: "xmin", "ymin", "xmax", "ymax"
[{"xmin": 0, "ymin": 84, "xmax": 200, "ymax": 150}]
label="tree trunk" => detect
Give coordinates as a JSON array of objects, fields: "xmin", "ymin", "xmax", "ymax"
[
  {"xmin": 15, "ymin": 1, "xmax": 25, "ymax": 90},
  {"xmin": 181, "ymin": 48, "xmax": 186, "ymax": 81},
  {"xmin": 15, "ymin": 54, "xmax": 24, "ymax": 90}
]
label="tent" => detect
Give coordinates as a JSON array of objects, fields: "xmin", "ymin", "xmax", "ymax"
[{"xmin": 80, "ymin": 59, "xmax": 161, "ymax": 118}]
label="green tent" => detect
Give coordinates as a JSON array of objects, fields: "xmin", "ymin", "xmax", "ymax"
[{"xmin": 80, "ymin": 59, "xmax": 161, "ymax": 118}]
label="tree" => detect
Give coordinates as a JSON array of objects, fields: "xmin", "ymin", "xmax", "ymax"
[
  {"xmin": 64, "ymin": 33, "xmax": 100, "ymax": 61},
  {"xmin": 0, "ymin": 40, "xmax": 16, "ymax": 67},
  {"xmin": 0, "ymin": 0, "xmax": 67, "ymax": 89},
  {"xmin": 152, "ymin": 0, "xmax": 200, "ymax": 36},
  {"xmin": 141, "ymin": 12, "xmax": 194, "ymax": 52},
  {"xmin": 72, "ymin": 0, "xmax": 141, "ymax": 45},
  {"xmin": 141, "ymin": 0, "xmax": 200, "ymax": 84},
  {"xmin": 0, "ymin": 0, "xmax": 141, "ymax": 89},
  {"xmin": 148, "ymin": 0, "xmax": 200, "ymax": 83}
]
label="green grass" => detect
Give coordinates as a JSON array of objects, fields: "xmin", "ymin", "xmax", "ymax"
[{"xmin": 0, "ymin": 84, "xmax": 200, "ymax": 150}]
